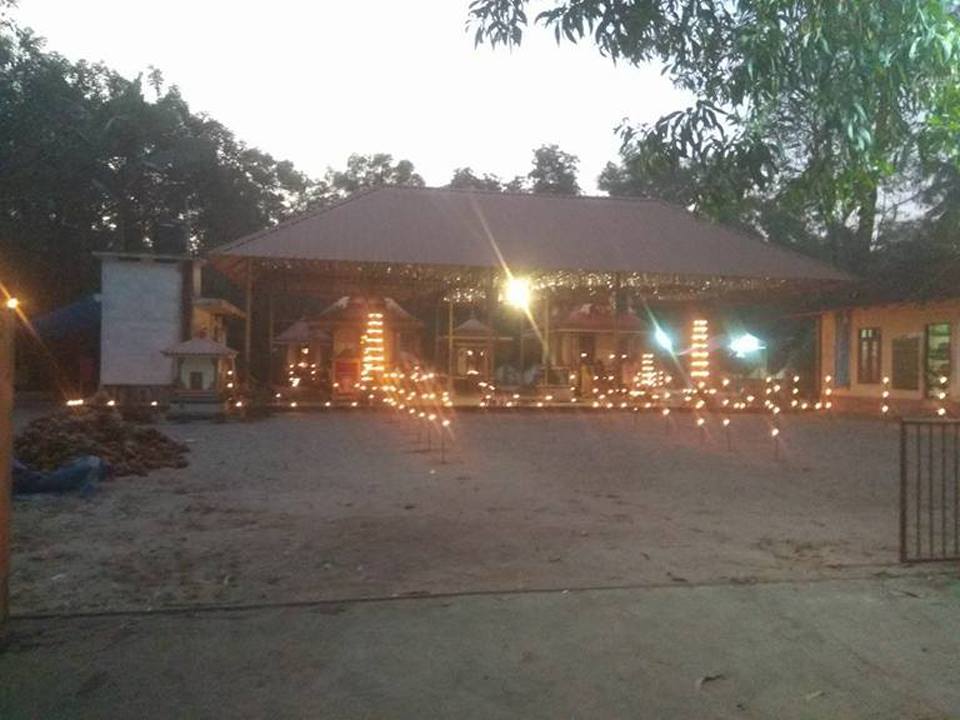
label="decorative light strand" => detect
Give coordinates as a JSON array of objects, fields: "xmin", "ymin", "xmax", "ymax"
[{"xmin": 689, "ymin": 318, "xmax": 710, "ymax": 382}]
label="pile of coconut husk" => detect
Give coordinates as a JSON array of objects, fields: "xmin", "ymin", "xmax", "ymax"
[{"xmin": 14, "ymin": 405, "xmax": 189, "ymax": 477}]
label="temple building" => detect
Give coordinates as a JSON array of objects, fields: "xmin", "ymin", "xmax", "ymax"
[{"xmin": 95, "ymin": 186, "xmax": 851, "ymax": 406}]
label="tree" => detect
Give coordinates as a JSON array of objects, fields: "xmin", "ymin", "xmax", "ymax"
[
  {"xmin": 0, "ymin": 20, "xmax": 317, "ymax": 310},
  {"xmin": 325, "ymin": 153, "xmax": 424, "ymax": 197},
  {"xmin": 528, "ymin": 144, "xmax": 580, "ymax": 195},
  {"xmin": 598, "ymin": 136, "xmax": 698, "ymax": 206},
  {"xmin": 447, "ymin": 166, "xmax": 506, "ymax": 192},
  {"xmin": 470, "ymin": 1, "xmax": 960, "ymax": 270}
]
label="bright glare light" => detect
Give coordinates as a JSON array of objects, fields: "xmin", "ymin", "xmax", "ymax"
[
  {"xmin": 4, "ymin": 297, "xmax": 18, "ymax": 310},
  {"xmin": 729, "ymin": 333, "xmax": 765, "ymax": 358},
  {"xmin": 505, "ymin": 276, "xmax": 532, "ymax": 310},
  {"xmin": 654, "ymin": 327, "xmax": 673, "ymax": 351}
]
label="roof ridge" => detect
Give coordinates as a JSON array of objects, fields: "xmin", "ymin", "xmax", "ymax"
[{"xmin": 403, "ymin": 184, "xmax": 667, "ymax": 204}]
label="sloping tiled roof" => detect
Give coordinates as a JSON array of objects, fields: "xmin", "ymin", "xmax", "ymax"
[
  {"xmin": 442, "ymin": 318, "xmax": 512, "ymax": 341},
  {"xmin": 193, "ymin": 297, "xmax": 245, "ymax": 318},
  {"xmin": 273, "ymin": 319, "xmax": 332, "ymax": 345},
  {"xmin": 314, "ymin": 296, "xmax": 422, "ymax": 327},
  {"xmin": 211, "ymin": 186, "xmax": 850, "ymax": 282}
]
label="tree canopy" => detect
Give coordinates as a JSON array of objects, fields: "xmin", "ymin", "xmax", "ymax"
[
  {"xmin": 470, "ymin": 0, "xmax": 960, "ymax": 271},
  {"xmin": 445, "ymin": 145, "xmax": 581, "ymax": 194},
  {"xmin": 447, "ymin": 166, "xmax": 511, "ymax": 192},
  {"xmin": 528, "ymin": 144, "xmax": 580, "ymax": 195},
  {"xmin": 325, "ymin": 153, "xmax": 424, "ymax": 197},
  {"xmin": 0, "ymin": 18, "xmax": 423, "ymax": 310}
]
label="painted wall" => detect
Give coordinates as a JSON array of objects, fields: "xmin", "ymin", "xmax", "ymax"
[
  {"xmin": 100, "ymin": 259, "xmax": 182, "ymax": 386},
  {"xmin": 820, "ymin": 299, "xmax": 960, "ymax": 402}
]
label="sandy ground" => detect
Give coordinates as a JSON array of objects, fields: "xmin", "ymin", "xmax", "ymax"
[
  {"xmin": 6, "ymin": 409, "xmax": 960, "ymax": 718},
  {"xmin": 3, "ymin": 576, "xmax": 960, "ymax": 719},
  {"xmin": 11, "ymin": 410, "xmax": 908, "ymax": 614}
]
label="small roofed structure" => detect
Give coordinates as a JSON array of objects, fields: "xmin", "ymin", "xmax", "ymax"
[
  {"xmin": 275, "ymin": 296, "xmax": 423, "ymax": 398},
  {"xmin": 441, "ymin": 318, "xmax": 512, "ymax": 392},
  {"xmin": 273, "ymin": 318, "xmax": 332, "ymax": 391},
  {"xmin": 163, "ymin": 335, "xmax": 237, "ymax": 417},
  {"xmin": 527, "ymin": 303, "xmax": 650, "ymax": 392},
  {"xmin": 274, "ymin": 319, "xmax": 332, "ymax": 346},
  {"xmin": 192, "ymin": 297, "xmax": 245, "ymax": 346}
]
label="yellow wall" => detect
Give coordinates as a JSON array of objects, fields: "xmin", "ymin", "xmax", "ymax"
[
  {"xmin": 820, "ymin": 299, "xmax": 960, "ymax": 401},
  {"xmin": 191, "ymin": 308, "xmax": 228, "ymax": 344}
]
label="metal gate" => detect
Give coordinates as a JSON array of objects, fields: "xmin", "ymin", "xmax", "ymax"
[{"xmin": 900, "ymin": 419, "xmax": 960, "ymax": 562}]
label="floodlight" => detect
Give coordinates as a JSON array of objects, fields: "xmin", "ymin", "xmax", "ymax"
[
  {"xmin": 505, "ymin": 276, "xmax": 532, "ymax": 310},
  {"xmin": 729, "ymin": 333, "xmax": 764, "ymax": 358}
]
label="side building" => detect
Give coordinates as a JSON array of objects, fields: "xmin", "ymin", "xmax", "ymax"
[
  {"xmin": 819, "ymin": 297, "xmax": 959, "ymax": 415},
  {"xmin": 97, "ymin": 252, "xmax": 243, "ymax": 406}
]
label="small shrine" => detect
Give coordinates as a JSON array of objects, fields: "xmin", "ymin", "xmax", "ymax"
[
  {"xmin": 440, "ymin": 317, "xmax": 512, "ymax": 394},
  {"xmin": 275, "ymin": 296, "xmax": 423, "ymax": 398},
  {"xmin": 163, "ymin": 335, "xmax": 237, "ymax": 417},
  {"xmin": 273, "ymin": 318, "xmax": 332, "ymax": 392}
]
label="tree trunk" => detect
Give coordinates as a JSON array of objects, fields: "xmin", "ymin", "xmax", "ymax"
[{"xmin": 851, "ymin": 186, "xmax": 878, "ymax": 270}]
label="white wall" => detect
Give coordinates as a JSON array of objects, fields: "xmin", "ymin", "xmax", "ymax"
[
  {"xmin": 101, "ymin": 259, "xmax": 182, "ymax": 385},
  {"xmin": 178, "ymin": 356, "xmax": 219, "ymax": 391}
]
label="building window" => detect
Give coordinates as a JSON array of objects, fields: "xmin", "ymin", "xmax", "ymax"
[
  {"xmin": 857, "ymin": 327, "xmax": 882, "ymax": 384},
  {"xmin": 891, "ymin": 336, "xmax": 920, "ymax": 391},
  {"xmin": 834, "ymin": 311, "xmax": 851, "ymax": 387},
  {"xmin": 925, "ymin": 322, "xmax": 951, "ymax": 398}
]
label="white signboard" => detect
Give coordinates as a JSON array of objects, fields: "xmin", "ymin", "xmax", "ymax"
[{"xmin": 100, "ymin": 260, "xmax": 182, "ymax": 386}]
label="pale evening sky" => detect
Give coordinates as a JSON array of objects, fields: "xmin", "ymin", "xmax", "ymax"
[{"xmin": 12, "ymin": 0, "xmax": 691, "ymax": 193}]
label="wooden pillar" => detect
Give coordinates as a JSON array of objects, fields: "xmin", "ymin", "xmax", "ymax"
[
  {"xmin": 1, "ymin": 301, "xmax": 15, "ymax": 638},
  {"xmin": 814, "ymin": 313, "xmax": 823, "ymax": 398},
  {"xmin": 434, "ymin": 301, "xmax": 442, "ymax": 369},
  {"xmin": 180, "ymin": 260, "xmax": 194, "ymax": 341},
  {"xmin": 447, "ymin": 298, "xmax": 455, "ymax": 393},
  {"xmin": 612, "ymin": 272, "xmax": 622, "ymax": 386},
  {"xmin": 485, "ymin": 271, "xmax": 496, "ymax": 382},
  {"xmin": 266, "ymin": 289, "xmax": 274, "ymax": 387},
  {"xmin": 243, "ymin": 258, "xmax": 253, "ymax": 388},
  {"xmin": 518, "ymin": 312, "xmax": 525, "ymax": 385},
  {"xmin": 541, "ymin": 293, "xmax": 551, "ymax": 386}
]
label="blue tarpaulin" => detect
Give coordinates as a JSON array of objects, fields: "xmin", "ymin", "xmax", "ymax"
[{"xmin": 12, "ymin": 456, "xmax": 109, "ymax": 495}]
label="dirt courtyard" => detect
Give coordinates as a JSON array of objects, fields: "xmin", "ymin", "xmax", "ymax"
[{"xmin": 11, "ymin": 410, "xmax": 904, "ymax": 615}]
